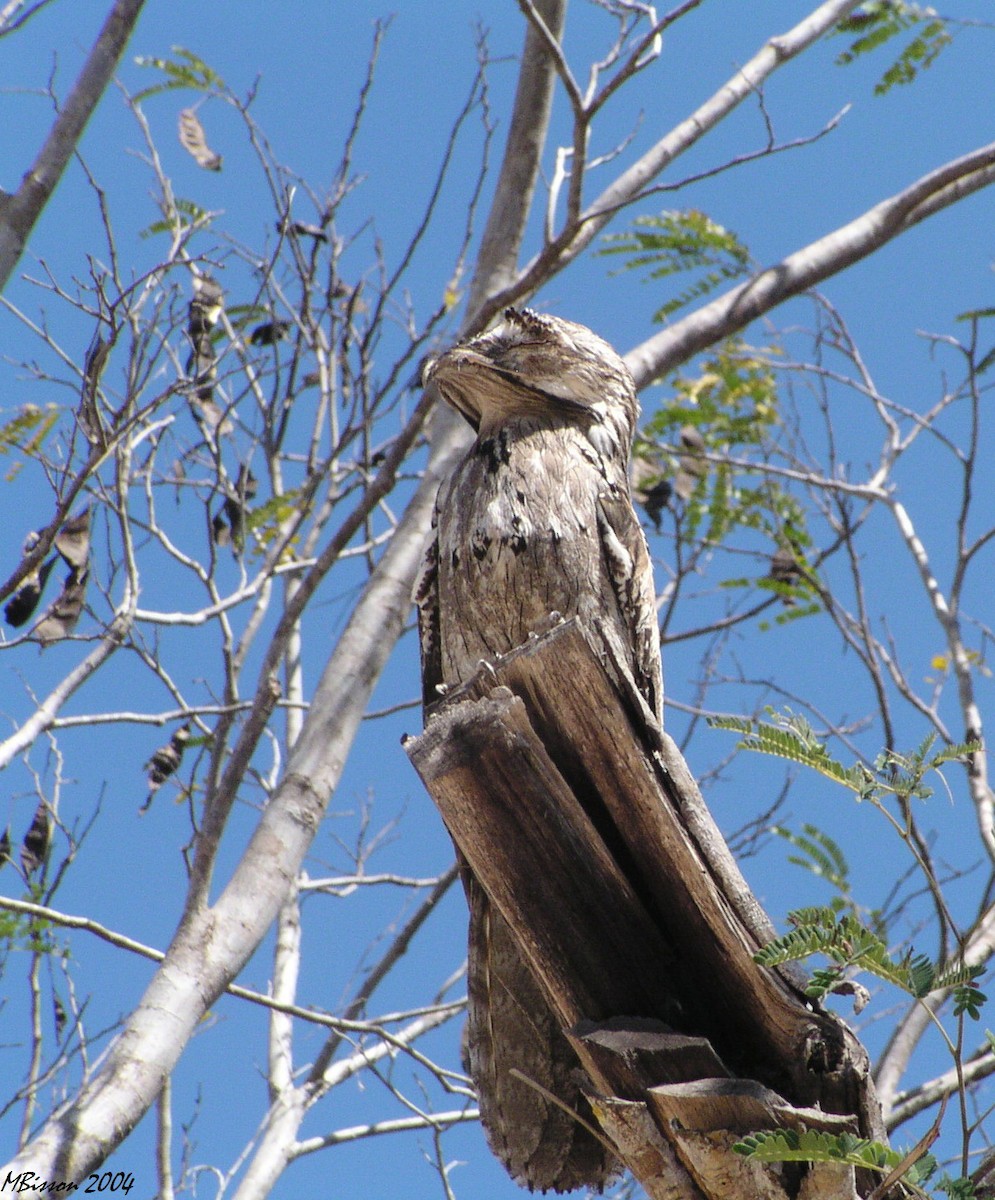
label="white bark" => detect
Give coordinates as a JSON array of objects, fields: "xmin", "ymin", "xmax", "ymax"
[
  {"xmin": 625, "ymin": 142, "xmax": 995, "ymax": 387},
  {"xmin": 0, "ymin": 0, "xmax": 147, "ymax": 293}
]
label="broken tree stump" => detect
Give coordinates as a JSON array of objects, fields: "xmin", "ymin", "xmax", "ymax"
[{"xmin": 404, "ymin": 618, "xmax": 886, "ymax": 1199}]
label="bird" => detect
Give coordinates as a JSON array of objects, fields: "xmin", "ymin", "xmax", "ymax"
[{"xmin": 417, "ymin": 307, "xmax": 662, "ymax": 1192}]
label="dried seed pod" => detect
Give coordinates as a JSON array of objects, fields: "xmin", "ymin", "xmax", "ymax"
[
  {"xmin": 54, "ymin": 508, "xmax": 91, "ymax": 570},
  {"xmin": 178, "ymin": 107, "xmax": 222, "ymax": 171},
  {"xmin": 249, "ymin": 320, "xmax": 290, "ymax": 346},
  {"xmin": 142, "ymin": 723, "xmax": 193, "ymax": 812},
  {"xmin": 20, "ymin": 801, "xmax": 52, "ymax": 875},
  {"xmin": 79, "ymin": 335, "xmax": 111, "ymax": 444},
  {"xmin": 5, "ymin": 555, "xmax": 55, "ymax": 627},
  {"xmin": 767, "ymin": 545, "xmax": 804, "ymax": 606},
  {"xmin": 674, "ymin": 424, "xmax": 707, "ymax": 500},
  {"xmin": 33, "ymin": 565, "xmax": 89, "ymax": 644},
  {"xmin": 188, "ymin": 275, "xmax": 224, "ymax": 336},
  {"xmin": 277, "ymin": 218, "xmax": 328, "ymax": 242}
]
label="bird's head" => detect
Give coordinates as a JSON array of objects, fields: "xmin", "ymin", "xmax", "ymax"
[{"xmin": 425, "ymin": 308, "xmax": 638, "ymax": 461}]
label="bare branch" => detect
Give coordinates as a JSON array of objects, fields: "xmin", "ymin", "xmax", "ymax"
[
  {"xmin": 467, "ymin": 0, "xmax": 567, "ymax": 304},
  {"xmin": 888, "ymin": 1047, "xmax": 995, "ymax": 1133},
  {"xmin": 0, "ymin": 0, "xmax": 148, "ymax": 292},
  {"xmin": 292, "ymin": 1108, "xmax": 480, "ymax": 1156},
  {"xmin": 0, "ymin": 894, "xmax": 464, "ymax": 1035},
  {"xmin": 481, "ymin": 0, "xmax": 866, "ymax": 323},
  {"xmin": 625, "ymin": 141, "xmax": 995, "ymax": 386}
]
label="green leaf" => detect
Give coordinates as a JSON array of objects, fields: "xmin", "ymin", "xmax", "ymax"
[
  {"xmin": 734, "ymin": 1128, "xmax": 892, "ymax": 1171},
  {"xmin": 956, "ymin": 308, "xmax": 995, "ymax": 323},
  {"xmin": 953, "ymin": 983, "xmax": 986, "ymax": 1021},
  {"xmin": 637, "ymin": 338, "xmax": 819, "ymax": 607},
  {"xmin": 0, "ymin": 403, "xmax": 60, "ymax": 480},
  {"xmin": 755, "ymin": 905, "xmax": 982, "ymax": 1013},
  {"xmin": 774, "ymin": 823, "xmax": 851, "ymax": 894},
  {"xmin": 247, "ymin": 488, "xmax": 307, "ymax": 557},
  {"xmin": 937, "ymin": 1176, "xmax": 978, "ymax": 1200},
  {"xmin": 708, "ymin": 712, "xmax": 863, "ymax": 791},
  {"xmin": 133, "ymin": 46, "xmax": 227, "ymax": 102},
  {"xmin": 834, "ymin": 3, "xmax": 952, "ymax": 95},
  {"xmin": 736, "ymin": 1126, "xmax": 934, "ymax": 1186},
  {"xmin": 138, "ymin": 197, "xmax": 214, "ymax": 239},
  {"xmin": 600, "ymin": 210, "xmax": 752, "ymax": 321},
  {"xmin": 929, "ymin": 740, "xmax": 982, "ymax": 769},
  {"xmin": 874, "ymin": 22, "xmax": 951, "ymax": 95}
]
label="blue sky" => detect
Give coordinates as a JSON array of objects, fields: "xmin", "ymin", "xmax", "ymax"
[{"xmin": 3, "ymin": 2, "xmax": 995, "ymax": 1197}]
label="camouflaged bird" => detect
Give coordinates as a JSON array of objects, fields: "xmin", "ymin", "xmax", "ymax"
[{"xmin": 416, "ymin": 307, "xmax": 662, "ymax": 1192}]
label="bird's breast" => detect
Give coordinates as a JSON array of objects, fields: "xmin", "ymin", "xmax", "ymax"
[{"xmin": 436, "ymin": 424, "xmax": 614, "ymax": 682}]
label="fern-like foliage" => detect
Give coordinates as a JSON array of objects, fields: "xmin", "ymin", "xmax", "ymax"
[
  {"xmin": 133, "ymin": 47, "xmax": 227, "ymax": 103},
  {"xmin": 936, "ymin": 1177, "xmax": 979, "ymax": 1199},
  {"xmin": 708, "ymin": 711, "xmax": 870, "ymax": 793},
  {"xmin": 139, "ymin": 198, "xmax": 215, "ymax": 240},
  {"xmin": 632, "ymin": 339, "xmax": 820, "ymax": 620},
  {"xmin": 774, "ymin": 823, "xmax": 849, "ymax": 894},
  {"xmin": 754, "ymin": 904, "xmax": 985, "ymax": 1010},
  {"xmin": 599, "ymin": 209, "xmax": 752, "ymax": 321},
  {"xmin": 769, "ymin": 822, "xmax": 893, "ymax": 938},
  {"xmin": 734, "ymin": 1128, "xmax": 937, "ymax": 1187},
  {"xmin": 834, "ymin": 2, "xmax": 952, "ymax": 95},
  {"xmin": 0, "ymin": 403, "xmax": 60, "ymax": 482},
  {"xmin": 711, "ymin": 711, "xmax": 987, "ymax": 1016},
  {"xmin": 709, "ymin": 711, "xmax": 979, "ymax": 806},
  {"xmin": 248, "ymin": 488, "xmax": 306, "ymax": 558}
]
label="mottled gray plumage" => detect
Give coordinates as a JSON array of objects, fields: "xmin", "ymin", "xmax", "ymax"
[{"xmin": 417, "ymin": 308, "xmax": 662, "ymax": 1192}]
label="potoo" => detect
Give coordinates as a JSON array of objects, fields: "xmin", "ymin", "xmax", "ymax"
[{"xmin": 417, "ymin": 308, "xmax": 662, "ymax": 1192}]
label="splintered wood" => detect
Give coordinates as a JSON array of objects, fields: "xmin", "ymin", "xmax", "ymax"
[{"xmin": 405, "ymin": 618, "xmax": 886, "ymax": 1200}]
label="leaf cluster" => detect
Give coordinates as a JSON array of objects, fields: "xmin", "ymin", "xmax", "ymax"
[
  {"xmin": 735, "ymin": 1127, "xmax": 937, "ymax": 1182},
  {"xmin": 604, "ymin": 210, "xmax": 818, "ymax": 605},
  {"xmin": 600, "ymin": 209, "xmax": 752, "ymax": 322},
  {"xmin": 755, "ymin": 904, "xmax": 983, "ymax": 1011},
  {"xmin": 771, "ymin": 820, "xmax": 871, "ymax": 916},
  {"xmin": 711, "ymin": 713, "xmax": 987, "ymax": 1012},
  {"xmin": 0, "ymin": 907, "xmax": 59, "ymax": 957},
  {"xmin": 637, "ymin": 340, "xmax": 818, "ymax": 616},
  {"xmin": 834, "ymin": 2, "xmax": 952, "ymax": 95},
  {"xmin": 710, "ymin": 712, "xmax": 978, "ymax": 806},
  {"xmin": 0, "ymin": 404, "xmax": 60, "ymax": 482},
  {"xmin": 132, "ymin": 46, "xmax": 227, "ymax": 103},
  {"xmin": 709, "ymin": 710, "xmax": 871, "ymax": 793}
]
